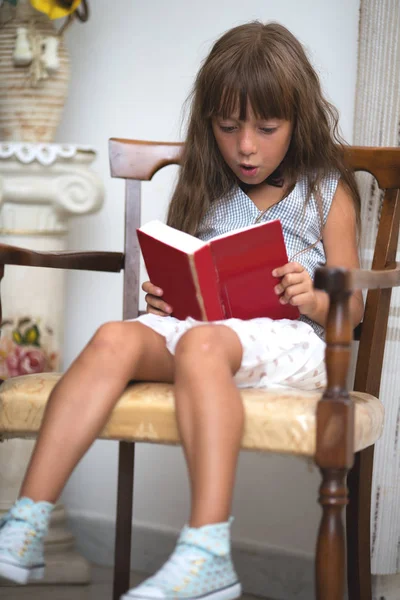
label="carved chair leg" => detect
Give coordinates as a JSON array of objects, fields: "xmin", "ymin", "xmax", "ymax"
[
  {"xmin": 113, "ymin": 442, "xmax": 136, "ymax": 600},
  {"xmin": 314, "ymin": 270, "xmax": 356, "ymax": 600},
  {"xmin": 346, "ymin": 446, "xmax": 374, "ymax": 600},
  {"xmin": 316, "ymin": 467, "xmax": 349, "ymax": 600}
]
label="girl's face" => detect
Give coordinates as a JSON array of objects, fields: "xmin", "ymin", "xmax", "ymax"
[{"xmin": 212, "ymin": 104, "xmax": 293, "ymax": 186}]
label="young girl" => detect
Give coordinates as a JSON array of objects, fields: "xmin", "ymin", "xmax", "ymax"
[{"xmin": 0, "ymin": 21, "xmax": 363, "ymax": 600}]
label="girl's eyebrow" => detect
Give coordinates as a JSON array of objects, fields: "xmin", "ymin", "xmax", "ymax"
[
  {"xmin": 216, "ymin": 114, "xmax": 280, "ymax": 124},
  {"xmin": 215, "ymin": 113, "xmax": 239, "ymax": 120}
]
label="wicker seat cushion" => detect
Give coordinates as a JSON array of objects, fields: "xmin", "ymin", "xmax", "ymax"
[{"xmin": 0, "ymin": 372, "xmax": 384, "ymax": 456}]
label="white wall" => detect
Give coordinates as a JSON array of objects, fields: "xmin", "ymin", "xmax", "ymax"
[{"xmin": 57, "ymin": 0, "xmax": 360, "ymax": 557}]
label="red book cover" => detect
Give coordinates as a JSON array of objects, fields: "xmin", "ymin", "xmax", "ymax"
[
  {"xmin": 209, "ymin": 220, "xmax": 299, "ymax": 320},
  {"xmin": 137, "ymin": 220, "xmax": 299, "ymax": 321},
  {"xmin": 136, "ymin": 226, "xmax": 223, "ymax": 320}
]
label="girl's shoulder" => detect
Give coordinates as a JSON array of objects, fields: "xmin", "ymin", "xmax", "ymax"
[
  {"xmin": 292, "ymin": 170, "xmax": 341, "ymax": 227},
  {"xmin": 296, "ymin": 169, "xmax": 341, "ymax": 193}
]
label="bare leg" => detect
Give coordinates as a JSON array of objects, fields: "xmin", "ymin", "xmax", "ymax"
[
  {"xmin": 173, "ymin": 325, "xmax": 244, "ymax": 527},
  {"xmin": 20, "ymin": 321, "xmax": 174, "ymax": 503}
]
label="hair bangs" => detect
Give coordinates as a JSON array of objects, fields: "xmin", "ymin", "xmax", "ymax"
[
  {"xmin": 202, "ymin": 50, "xmax": 295, "ymax": 123},
  {"xmin": 169, "ymin": 21, "xmax": 361, "ymax": 236}
]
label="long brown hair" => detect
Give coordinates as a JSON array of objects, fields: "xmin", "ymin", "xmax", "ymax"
[{"xmin": 167, "ymin": 21, "xmax": 360, "ymax": 235}]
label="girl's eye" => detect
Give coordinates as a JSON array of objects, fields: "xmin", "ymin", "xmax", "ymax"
[
  {"xmin": 260, "ymin": 127, "xmax": 277, "ymax": 134},
  {"xmin": 219, "ymin": 125, "xmax": 236, "ymax": 133}
]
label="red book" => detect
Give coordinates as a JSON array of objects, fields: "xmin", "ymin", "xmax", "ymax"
[{"xmin": 137, "ymin": 220, "xmax": 300, "ymax": 321}]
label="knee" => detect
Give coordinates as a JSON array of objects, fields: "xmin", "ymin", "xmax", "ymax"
[
  {"xmin": 89, "ymin": 321, "xmax": 129, "ymax": 356},
  {"xmin": 175, "ymin": 326, "xmax": 224, "ymax": 364}
]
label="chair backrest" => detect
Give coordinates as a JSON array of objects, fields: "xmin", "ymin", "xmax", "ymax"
[{"xmin": 108, "ymin": 140, "xmax": 400, "ymax": 398}]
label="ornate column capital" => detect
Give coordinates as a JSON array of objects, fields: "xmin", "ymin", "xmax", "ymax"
[{"xmin": 0, "ymin": 142, "xmax": 105, "ymax": 235}]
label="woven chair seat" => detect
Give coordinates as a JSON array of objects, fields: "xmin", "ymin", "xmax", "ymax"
[{"xmin": 0, "ymin": 372, "xmax": 384, "ymax": 456}]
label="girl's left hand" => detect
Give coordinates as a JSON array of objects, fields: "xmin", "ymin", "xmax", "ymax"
[{"xmin": 272, "ymin": 262, "xmax": 317, "ymax": 316}]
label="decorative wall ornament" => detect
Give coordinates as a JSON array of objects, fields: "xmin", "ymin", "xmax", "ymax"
[
  {"xmin": 0, "ymin": 0, "xmax": 89, "ymax": 141},
  {"xmin": 13, "ymin": 26, "xmax": 32, "ymax": 65},
  {"xmin": 0, "ymin": 142, "xmax": 104, "ymax": 586},
  {"xmin": 0, "ymin": 1, "xmax": 70, "ymax": 140},
  {"xmin": 0, "ymin": 142, "xmax": 95, "ymax": 165},
  {"xmin": 0, "ymin": 0, "xmax": 95, "ymax": 585},
  {"xmin": 12, "ymin": 22, "xmax": 62, "ymax": 83},
  {"xmin": 353, "ymin": 0, "xmax": 400, "ymax": 597},
  {"xmin": 0, "ymin": 142, "xmax": 103, "ymax": 233},
  {"xmin": 0, "ymin": 316, "xmax": 58, "ymax": 379}
]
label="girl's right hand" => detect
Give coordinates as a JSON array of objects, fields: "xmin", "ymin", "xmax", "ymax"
[{"xmin": 142, "ymin": 281, "xmax": 173, "ymax": 316}]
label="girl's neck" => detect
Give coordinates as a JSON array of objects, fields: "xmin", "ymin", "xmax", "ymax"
[
  {"xmin": 238, "ymin": 178, "xmax": 295, "ymax": 213},
  {"xmin": 241, "ymin": 181, "xmax": 284, "ymax": 211}
]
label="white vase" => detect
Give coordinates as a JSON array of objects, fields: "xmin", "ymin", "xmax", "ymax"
[{"xmin": 0, "ymin": 0, "xmax": 70, "ymax": 142}]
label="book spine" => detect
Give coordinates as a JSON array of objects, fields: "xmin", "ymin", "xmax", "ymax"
[
  {"xmin": 208, "ymin": 251, "xmax": 230, "ymax": 319},
  {"xmin": 192, "ymin": 247, "xmax": 225, "ymax": 320},
  {"xmin": 187, "ymin": 254, "xmax": 208, "ymax": 321}
]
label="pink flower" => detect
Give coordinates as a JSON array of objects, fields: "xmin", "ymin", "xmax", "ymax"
[{"xmin": 6, "ymin": 346, "xmax": 48, "ymax": 377}]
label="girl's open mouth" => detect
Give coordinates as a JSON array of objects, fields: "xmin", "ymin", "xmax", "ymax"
[{"xmin": 239, "ymin": 164, "xmax": 259, "ymax": 177}]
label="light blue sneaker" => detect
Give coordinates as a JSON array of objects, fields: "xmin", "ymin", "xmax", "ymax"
[
  {"xmin": 121, "ymin": 519, "xmax": 241, "ymax": 600},
  {"xmin": 0, "ymin": 497, "xmax": 53, "ymax": 584}
]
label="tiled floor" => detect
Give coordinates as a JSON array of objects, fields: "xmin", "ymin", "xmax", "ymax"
[{"xmin": 2, "ymin": 565, "xmax": 266, "ymax": 599}]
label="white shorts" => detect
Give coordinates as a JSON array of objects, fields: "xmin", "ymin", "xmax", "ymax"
[{"xmin": 133, "ymin": 314, "xmax": 327, "ymax": 391}]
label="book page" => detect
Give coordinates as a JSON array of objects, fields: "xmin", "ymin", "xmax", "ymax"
[{"xmin": 138, "ymin": 220, "xmax": 205, "ymax": 254}]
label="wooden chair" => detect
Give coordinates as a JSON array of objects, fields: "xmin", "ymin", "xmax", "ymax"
[{"xmin": 0, "ymin": 141, "xmax": 399, "ymax": 600}]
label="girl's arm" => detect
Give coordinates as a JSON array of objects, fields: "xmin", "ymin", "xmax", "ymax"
[
  {"xmin": 312, "ymin": 180, "xmax": 364, "ymax": 327},
  {"xmin": 273, "ymin": 180, "xmax": 364, "ymax": 328}
]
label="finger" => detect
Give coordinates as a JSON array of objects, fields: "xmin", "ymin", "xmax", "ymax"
[
  {"xmin": 274, "ymin": 272, "xmax": 306, "ymax": 294},
  {"xmin": 283, "ymin": 292, "xmax": 312, "ymax": 307},
  {"xmin": 272, "ymin": 262, "xmax": 305, "ymax": 278},
  {"xmin": 146, "ymin": 305, "xmax": 170, "ymax": 317},
  {"xmin": 145, "ymin": 294, "xmax": 173, "ymax": 314},
  {"xmin": 280, "ymin": 283, "xmax": 310, "ymax": 303},
  {"xmin": 142, "ymin": 281, "xmax": 163, "ymax": 296}
]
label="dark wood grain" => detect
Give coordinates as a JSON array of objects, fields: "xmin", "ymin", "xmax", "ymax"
[
  {"xmin": 113, "ymin": 442, "xmax": 135, "ymax": 600},
  {"xmin": 113, "ymin": 179, "xmax": 143, "ymax": 597},
  {"xmin": 354, "ymin": 189, "xmax": 400, "ymax": 398},
  {"xmin": 315, "ymin": 262, "xmax": 400, "ymax": 293},
  {"xmin": 346, "ymin": 188, "xmax": 400, "ymax": 600},
  {"xmin": 123, "ymin": 180, "xmax": 142, "ymax": 320},
  {"xmin": 344, "ymin": 146, "xmax": 400, "ymax": 189},
  {"xmin": 109, "ymin": 138, "xmax": 183, "ymax": 181},
  {"xmin": 0, "ymin": 244, "xmax": 124, "ymax": 273},
  {"xmin": 350, "ymin": 263, "xmax": 400, "ymax": 289},
  {"xmin": 315, "ymin": 189, "xmax": 400, "ymax": 600},
  {"xmin": 346, "ymin": 445, "xmax": 375, "ymax": 600},
  {"xmin": 315, "ymin": 273, "xmax": 354, "ymax": 600}
]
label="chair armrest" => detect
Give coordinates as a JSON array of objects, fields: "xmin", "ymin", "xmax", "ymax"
[
  {"xmin": 314, "ymin": 263, "xmax": 400, "ymax": 293},
  {"xmin": 0, "ymin": 243, "xmax": 124, "ymax": 273}
]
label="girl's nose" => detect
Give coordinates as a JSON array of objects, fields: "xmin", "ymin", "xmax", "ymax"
[{"xmin": 238, "ymin": 129, "xmax": 257, "ymax": 156}]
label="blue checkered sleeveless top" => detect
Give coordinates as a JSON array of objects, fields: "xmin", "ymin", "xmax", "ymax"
[{"xmin": 196, "ymin": 173, "xmax": 340, "ymax": 339}]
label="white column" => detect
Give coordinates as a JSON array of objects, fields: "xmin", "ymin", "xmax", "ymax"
[
  {"xmin": 0, "ymin": 142, "xmax": 104, "ymax": 585},
  {"xmin": 353, "ymin": 2, "xmax": 400, "ymax": 597}
]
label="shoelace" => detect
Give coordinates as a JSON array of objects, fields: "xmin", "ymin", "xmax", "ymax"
[
  {"xmin": 0, "ymin": 520, "xmax": 37, "ymax": 554},
  {"xmin": 147, "ymin": 547, "xmax": 206, "ymax": 588}
]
